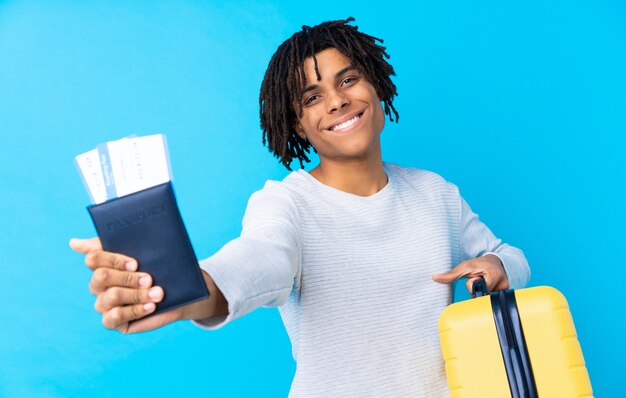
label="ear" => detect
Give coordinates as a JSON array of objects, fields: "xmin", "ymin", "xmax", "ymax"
[{"xmin": 294, "ymin": 121, "xmax": 307, "ymax": 140}]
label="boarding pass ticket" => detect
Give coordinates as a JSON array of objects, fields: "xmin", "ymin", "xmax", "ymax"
[{"xmin": 75, "ymin": 134, "xmax": 172, "ymax": 204}]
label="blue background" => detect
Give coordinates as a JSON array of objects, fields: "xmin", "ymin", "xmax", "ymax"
[{"xmin": 1, "ymin": 0, "xmax": 624, "ymax": 396}]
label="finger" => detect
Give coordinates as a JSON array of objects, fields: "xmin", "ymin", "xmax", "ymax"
[
  {"xmin": 69, "ymin": 237, "xmax": 101, "ymax": 254},
  {"xmin": 102, "ymin": 303, "xmax": 157, "ymax": 332},
  {"xmin": 89, "ymin": 268, "xmax": 152, "ymax": 294},
  {"xmin": 432, "ymin": 262, "xmax": 471, "ymax": 284},
  {"xmin": 491, "ymin": 274, "xmax": 510, "ymax": 292},
  {"xmin": 95, "ymin": 286, "xmax": 163, "ymax": 312},
  {"xmin": 126, "ymin": 310, "xmax": 182, "ymax": 334},
  {"xmin": 84, "ymin": 250, "xmax": 138, "ymax": 271}
]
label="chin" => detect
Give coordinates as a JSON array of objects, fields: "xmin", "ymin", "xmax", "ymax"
[{"xmin": 323, "ymin": 140, "xmax": 381, "ymax": 162}]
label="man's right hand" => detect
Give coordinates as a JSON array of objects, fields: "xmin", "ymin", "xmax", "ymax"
[{"xmin": 69, "ymin": 237, "xmax": 184, "ymax": 334}]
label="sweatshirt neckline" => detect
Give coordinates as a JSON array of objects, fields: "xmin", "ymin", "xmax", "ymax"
[{"xmin": 296, "ymin": 164, "xmax": 395, "ymax": 202}]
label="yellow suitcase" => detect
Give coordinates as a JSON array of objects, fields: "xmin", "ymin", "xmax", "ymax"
[{"xmin": 438, "ymin": 282, "xmax": 593, "ymax": 397}]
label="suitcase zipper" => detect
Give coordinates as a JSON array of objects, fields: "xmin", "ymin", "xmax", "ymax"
[
  {"xmin": 499, "ymin": 292, "xmax": 517, "ymax": 349},
  {"xmin": 491, "ymin": 290, "xmax": 538, "ymax": 398}
]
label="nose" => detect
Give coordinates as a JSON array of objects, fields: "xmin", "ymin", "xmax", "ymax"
[{"xmin": 326, "ymin": 89, "xmax": 350, "ymax": 113}]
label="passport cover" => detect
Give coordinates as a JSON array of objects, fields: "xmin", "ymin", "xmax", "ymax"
[{"xmin": 87, "ymin": 182, "xmax": 209, "ymax": 315}]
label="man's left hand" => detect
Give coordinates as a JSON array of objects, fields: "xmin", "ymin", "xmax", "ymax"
[{"xmin": 432, "ymin": 254, "xmax": 509, "ymax": 293}]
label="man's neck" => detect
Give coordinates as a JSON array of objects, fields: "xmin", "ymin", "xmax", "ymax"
[{"xmin": 309, "ymin": 156, "xmax": 387, "ymax": 197}]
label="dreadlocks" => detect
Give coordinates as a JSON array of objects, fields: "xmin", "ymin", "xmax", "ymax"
[{"xmin": 259, "ymin": 17, "xmax": 399, "ymax": 170}]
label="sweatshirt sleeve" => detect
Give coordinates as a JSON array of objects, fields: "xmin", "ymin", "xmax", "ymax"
[
  {"xmin": 458, "ymin": 192, "xmax": 530, "ymax": 289},
  {"xmin": 193, "ymin": 182, "xmax": 302, "ymax": 330}
]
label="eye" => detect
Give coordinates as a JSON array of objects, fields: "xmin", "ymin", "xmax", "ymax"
[
  {"xmin": 341, "ymin": 76, "xmax": 359, "ymax": 86},
  {"xmin": 303, "ymin": 94, "xmax": 320, "ymax": 106}
]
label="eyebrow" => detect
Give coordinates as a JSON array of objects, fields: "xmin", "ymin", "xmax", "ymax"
[{"xmin": 301, "ymin": 65, "xmax": 358, "ymax": 97}]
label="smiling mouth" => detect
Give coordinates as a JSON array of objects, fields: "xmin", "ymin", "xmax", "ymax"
[{"xmin": 329, "ymin": 112, "xmax": 364, "ymax": 132}]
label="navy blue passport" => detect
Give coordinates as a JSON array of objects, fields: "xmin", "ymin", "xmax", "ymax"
[{"xmin": 87, "ymin": 182, "xmax": 209, "ymax": 315}]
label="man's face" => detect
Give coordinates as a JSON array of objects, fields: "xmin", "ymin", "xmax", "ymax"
[{"xmin": 295, "ymin": 48, "xmax": 386, "ymax": 164}]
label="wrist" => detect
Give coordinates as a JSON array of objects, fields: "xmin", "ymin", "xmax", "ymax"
[
  {"xmin": 179, "ymin": 296, "xmax": 212, "ymax": 321},
  {"xmin": 482, "ymin": 252, "xmax": 503, "ymax": 268},
  {"xmin": 180, "ymin": 270, "xmax": 228, "ymax": 321},
  {"xmin": 482, "ymin": 252, "xmax": 510, "ymax": 290}
]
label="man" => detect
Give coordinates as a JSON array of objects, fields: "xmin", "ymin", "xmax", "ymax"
[{"xmin": 71, "ymin": 18, "xmax": 529, "ymax": 397}]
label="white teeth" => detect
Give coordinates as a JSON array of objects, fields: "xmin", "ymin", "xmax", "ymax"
[{"xmin": 330, "ymin": 114, "xmax": 360, "ymax": 131}]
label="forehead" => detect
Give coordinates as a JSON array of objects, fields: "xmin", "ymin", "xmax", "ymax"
[{"xmin": 301, "ymin": 48, "xmax": 353, "ymax": 84}]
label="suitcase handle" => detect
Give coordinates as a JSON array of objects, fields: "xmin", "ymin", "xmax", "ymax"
[{"xmin": 471, "ymin": 278, "xmax": 488, "ymax": 298}]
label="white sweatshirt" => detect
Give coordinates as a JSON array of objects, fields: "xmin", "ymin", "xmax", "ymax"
[{"xmin": 194, "ymin": 163, "xmax": 530, "ymax": 397}]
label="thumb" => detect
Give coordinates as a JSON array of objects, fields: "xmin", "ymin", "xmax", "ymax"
[
  {"xmin": 432, "ymin": 263, "xmax": 468, "ymax": 284},
  {"xmin": 69, "ymin": 237, "xmax": 102, "ymax": 254},
  {"xmin": 127, "ymin": 310, "xmax": 181, "ymax": 334}
]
